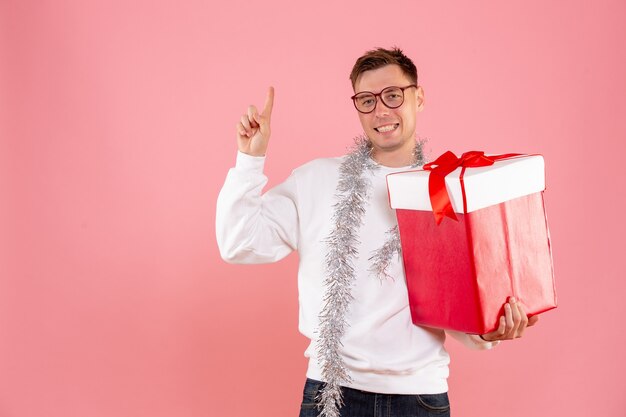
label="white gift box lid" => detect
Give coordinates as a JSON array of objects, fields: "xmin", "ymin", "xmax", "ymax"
[{"xmin": 387, "ymin": 154, "xmax": 546, "ymax": 213}]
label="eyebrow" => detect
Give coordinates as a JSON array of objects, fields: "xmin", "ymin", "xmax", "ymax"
[{"xmin": 355, "ymin": 86, "xmax": 399, "ymax": 95}]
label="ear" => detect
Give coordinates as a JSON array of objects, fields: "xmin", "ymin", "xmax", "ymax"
[{"xmin": 416, "ymin": 86, "xmax": 425, "ymax": 112}]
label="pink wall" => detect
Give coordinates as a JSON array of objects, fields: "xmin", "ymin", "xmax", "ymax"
[{"xmin": 1, "ymin": 0, "xmax": 624, "ymax": 416}]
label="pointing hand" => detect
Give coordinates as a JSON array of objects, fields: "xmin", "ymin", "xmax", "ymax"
[{"xmin": 236, "ymin": 87, "xmax": 274, "ymax": 157}]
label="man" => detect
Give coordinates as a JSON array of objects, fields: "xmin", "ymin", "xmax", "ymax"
[{"xmin": 216, "ymin": 47, "xmax": 537, "ymax": 417}]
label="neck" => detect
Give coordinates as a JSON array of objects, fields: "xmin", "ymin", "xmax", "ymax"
[{"xmin": 371, "ymin": 145, "xmax": 416, "ymax": 167}]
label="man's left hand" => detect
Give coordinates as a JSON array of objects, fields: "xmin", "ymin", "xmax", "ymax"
[{"xmin": 480, "ymin": 298, "xmax": 539, "ymax": 341}]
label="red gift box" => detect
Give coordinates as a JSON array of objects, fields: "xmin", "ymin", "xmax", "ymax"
[{"xmin": 386, "ymin": 151, "xmax": 557, "ymax": 334}]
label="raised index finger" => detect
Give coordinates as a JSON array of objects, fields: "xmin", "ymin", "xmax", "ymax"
[{"xmin": 262, "ymin": 86, "xmax": 274, "ymax": 119}]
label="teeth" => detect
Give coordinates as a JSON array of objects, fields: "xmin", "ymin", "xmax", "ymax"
[{"xmin": 376, "ymin": 124, "xmax": 398, "ymax": 132}]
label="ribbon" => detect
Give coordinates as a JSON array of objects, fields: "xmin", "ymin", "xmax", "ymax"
[{"xmin": 423, "ymin": 151, "xmax": 521, "ymax": 225}]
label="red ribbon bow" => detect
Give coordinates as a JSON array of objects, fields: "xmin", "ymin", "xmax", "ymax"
[{"xmin": 423, "ymin": 151, "xmax": 520, "ymax": 225}]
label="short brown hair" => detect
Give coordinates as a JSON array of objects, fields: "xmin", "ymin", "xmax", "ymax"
[{"xmin": 349, "ymin": 47, "xmax": 418, "ymax": 89}]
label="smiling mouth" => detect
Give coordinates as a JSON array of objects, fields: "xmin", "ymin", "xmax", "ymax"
[{"xmin": 374, "ymin": 123, "xmax": 399, "ymax": 133}]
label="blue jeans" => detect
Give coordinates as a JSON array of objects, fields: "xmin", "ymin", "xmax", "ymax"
[{"xmin": 298, "ymin": 378, "xmax": 451, "ymax": 417}]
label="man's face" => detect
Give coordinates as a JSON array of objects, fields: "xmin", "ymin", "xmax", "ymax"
[{"xmin": 353, "ymin": 64, "xmax": 424, "ymax": 160}]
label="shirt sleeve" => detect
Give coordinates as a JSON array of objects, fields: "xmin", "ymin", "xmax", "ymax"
[
  {"xmin": 215, "ymin": 151, "xmax": 299, "ymax": 264},
  {"xmin": 445, "ymin": 330, "xmax": 501, "ymax": 350}
]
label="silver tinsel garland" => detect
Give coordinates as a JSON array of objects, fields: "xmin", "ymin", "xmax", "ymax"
[
  {"xmin": 315, "ymin": 135, "xmax": 425, "ymax": 417},
  {"xmin": 368, "ymin": 225, "xmax": 402, "ymax": 282}
]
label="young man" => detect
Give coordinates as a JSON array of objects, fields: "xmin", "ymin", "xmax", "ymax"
[{"xmin": 216, "ymin": 47, "xmax": 537, "ymax": 417}]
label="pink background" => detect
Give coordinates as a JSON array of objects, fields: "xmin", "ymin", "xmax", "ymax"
[{"xmin": 1, "ymin": 1, "xmax": 625, "ymax": 416}]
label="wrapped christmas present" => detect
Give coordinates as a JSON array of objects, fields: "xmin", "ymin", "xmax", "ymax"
[{"xmin": 386, "ymin": 151, "xmax": 557, "ymax": 334}]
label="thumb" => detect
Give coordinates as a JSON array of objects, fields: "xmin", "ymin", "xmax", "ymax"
[
  {"xmin": 252, "ymin": 111, "xmax": 263, "ymax": 126},
  {"xmin": 253, "ymin": 111, "xmax": 268, "ymax": 130},
  {"xmin": 254, "ymin": 111, "xmax": 271, "ymax": 139}
]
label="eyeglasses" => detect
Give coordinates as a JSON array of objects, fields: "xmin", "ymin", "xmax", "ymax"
[{"xmin": 351, "ymin": 85, "xmax": 417, "ymax": 114}]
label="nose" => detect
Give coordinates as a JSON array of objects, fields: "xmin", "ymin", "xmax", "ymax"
[{"xmin": 374, "ymin": 98, "xmax": 391, "ymax": 117}]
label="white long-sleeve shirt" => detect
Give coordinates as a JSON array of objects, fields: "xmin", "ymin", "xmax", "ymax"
[{"xmin": 216, "ymin": 151, "xmax": 498, "ymax": 395}]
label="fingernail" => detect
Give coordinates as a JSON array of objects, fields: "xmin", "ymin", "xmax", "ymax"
[{"xmin": 510, "ymin": 297, "xmax": 516, "ymax": 303}]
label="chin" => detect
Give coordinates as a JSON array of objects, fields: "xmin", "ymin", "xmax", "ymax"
[{"xmin": 371, "ymin": 134, "xmax": 404, "ymax": 147}]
